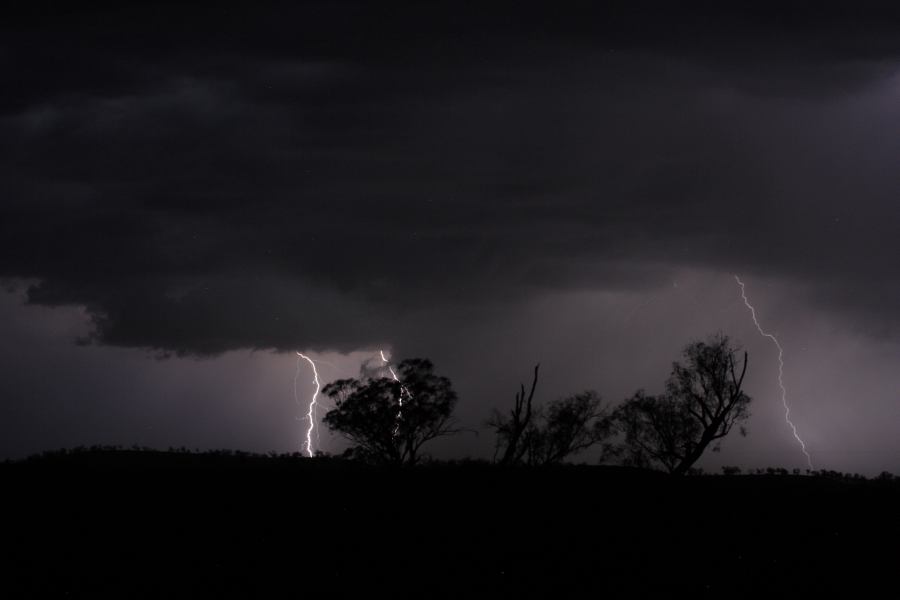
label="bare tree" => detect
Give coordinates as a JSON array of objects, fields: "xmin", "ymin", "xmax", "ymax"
[
  {"xmin": 487, "ymin": 364, "xmax": 539, "ymax": 465},
  {"xmin": 613, "ymin": 334, "xmax": 751, "ymax": 475},
  {"xmin": 489, "ymin": 367, "xmax": 614, "ymax": 466}
]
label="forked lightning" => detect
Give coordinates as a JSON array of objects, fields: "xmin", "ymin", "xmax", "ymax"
[
  {"xmin": 295, "ymin": 352, "xmax": 320, "ymax": 458},
  {"xmin": 735, "ymin": 275, "xmax": 814, "ymax": 470}
]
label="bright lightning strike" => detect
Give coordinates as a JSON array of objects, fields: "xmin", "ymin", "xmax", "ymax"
[
  {"xmin": 380, "ymin": 350, "xmax": 399, "ymax": 383},
  {"xmin": 735, "ymin": 275, "xmax": 814, "ymax": 470},
  {"xmin": 380, "ymin": 349, "xmax": 411, "ymax": 436},
  {"xmin": 295, "ymin": 352, "xmax": 321, "ymax": 458},
  {"xmin": 380, "ymin": 349, "xmax": 412, "ymax": 400}
]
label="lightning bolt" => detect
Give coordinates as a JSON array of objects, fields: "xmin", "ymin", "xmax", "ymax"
[
  {"xmin": 380, "ymin": 349, "xmax": 413, "ymax": 400},
  {"xmin": 379, "ymin": 350, "xmax": 403, "ymax": 393},
  {"xmin": 295, "ymin": 352, "xmax": 320, "ymax": 458},
  {"xmin": 380, "ymin": 349, "xmax": 411, "ymax": 435},
  {"xmin": 735, "ymin": 275, "xmax": 814, "ymax": 470}
]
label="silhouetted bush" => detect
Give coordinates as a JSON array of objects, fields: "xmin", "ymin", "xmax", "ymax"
[
  {"xmin": 519, "ymin": 391, "xmax": 616, "ymax": 466},
  {"xmin": 488, "ymin": 365, "xmax": 614, "ymax": 466}
]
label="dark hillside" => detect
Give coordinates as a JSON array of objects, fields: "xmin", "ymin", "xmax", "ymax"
[{"xmin": 2, "ymin": 451, "xmax": 897, "ymax": 598}]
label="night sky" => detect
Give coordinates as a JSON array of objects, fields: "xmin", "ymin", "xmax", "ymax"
[{"xmin": 2, "ymin": 2, "xmax": 898, "ymax": 473}]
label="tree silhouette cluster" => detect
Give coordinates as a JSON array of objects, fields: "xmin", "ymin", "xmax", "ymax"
[
  {"xmin": 488, "ymin": 370, "xmax": 614, "ymax": 466},
  {"xmin": 322, "ymin": 333, "xmax": 754, "ymax": 474}
]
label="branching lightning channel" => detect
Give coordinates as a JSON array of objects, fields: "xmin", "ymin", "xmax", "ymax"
[
  {"xmin": 735, "ymin": 275, "xmax": 814, "ymax": 470},
  {"xmin": 380, "ymin": 350, "xmax": 411, "ymax": 435},
  {"xmin": 295, "ymin": 352, "xmax": 321, "ymax": 458},
  {"xmin": 379, "ymin": 350, "xmax": 408, "ymax": 400},
  {"xmin": 381, "ymin": 350, "xmax": 413, "ymax": 399}
]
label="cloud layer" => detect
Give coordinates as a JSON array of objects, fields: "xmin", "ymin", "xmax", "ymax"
[{"xmin": 2, "ymin": 2, "xmax": 899, "ymax": 354}]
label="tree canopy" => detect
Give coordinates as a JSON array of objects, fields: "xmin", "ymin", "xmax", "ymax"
[
  {"xmin": 322, "ymin": 358, "xmax": 458, "ymax": 465},
  {"xmin": 613, "ymin": 334, "xmax": 751, "ymax": 475}
]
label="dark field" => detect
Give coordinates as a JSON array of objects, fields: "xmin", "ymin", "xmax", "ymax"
[{"xmin": 2, "ymin": 451, "xmax": 897, "ymax": 598}]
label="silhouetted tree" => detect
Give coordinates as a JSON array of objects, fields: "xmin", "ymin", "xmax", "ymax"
[
  {"xmin": 322, "ymin": 358, "xmax": 458, "ymax": 465},
  {"xmin": 613, "ymin": 334, "xmax": 751, "ymax": 475},
  {"xmin": 521, "ymin": 391, "xmax": 615, "ymax": 465},
  {"xmin": 489, "ymin": 366, "xmax": 614, "ymax": 466},
  {"xmin": 487, "ymin": 364, "xmax": 539, "ymax": 465},
  {"xmin": 613, "ymin": 390, "xmax": 698, "ymax": 472}
]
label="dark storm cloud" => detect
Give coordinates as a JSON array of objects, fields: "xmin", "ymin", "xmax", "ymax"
[{"xmin": 2, "ymin": 1, "xmax": 899, "ymax": 354}]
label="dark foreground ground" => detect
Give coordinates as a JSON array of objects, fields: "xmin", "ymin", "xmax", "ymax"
[{"xmin": 1, "ymin": 451, "xmax": 898, "ymax": 598}]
